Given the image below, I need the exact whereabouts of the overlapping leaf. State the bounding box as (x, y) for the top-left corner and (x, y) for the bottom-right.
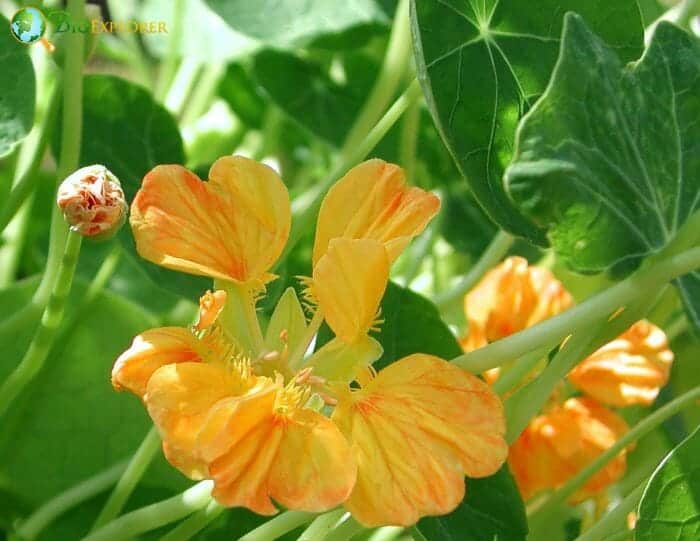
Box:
(411, 0), (643, 242)
(505, 16), (700, 329)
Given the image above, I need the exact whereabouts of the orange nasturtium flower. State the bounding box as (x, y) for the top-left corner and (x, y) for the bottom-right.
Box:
(509, 397), (629, 502)
(568, 320), (673, 407)
(112, 155), (508, 526)
(462, 256), (574, 352)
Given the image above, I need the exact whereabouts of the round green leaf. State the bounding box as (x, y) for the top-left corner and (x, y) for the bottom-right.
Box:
(411, 0), (643, 243)
(0, 13), (35, 157)
(636, 426), (700, 541)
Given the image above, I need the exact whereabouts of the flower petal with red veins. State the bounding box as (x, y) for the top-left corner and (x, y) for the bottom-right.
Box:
(313, 159), (439, 265)
(130, 156), (290, 284)
(332, 354), (507, 526)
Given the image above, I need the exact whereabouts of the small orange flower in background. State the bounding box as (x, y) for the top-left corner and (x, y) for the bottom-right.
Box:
(509, 397), (630, 502)
(462, 256), (573, 352)
(112, 155), (508, 526)
(568, 320), (673, 407)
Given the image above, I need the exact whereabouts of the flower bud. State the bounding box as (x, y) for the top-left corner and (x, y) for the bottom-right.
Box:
(462, 256), (573, 351)
(57, 164), (127, 239)
(568, 320), (673, 407)
(509, 397), (629, 502)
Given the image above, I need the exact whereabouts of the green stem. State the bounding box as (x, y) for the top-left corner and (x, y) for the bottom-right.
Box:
(180, 63), (225, 126)
(452, 246), (700, 373)
(433, 231), (514, 310)
(0, 232), (82, 416)
(491, 344), (553, 396)
(341, 0), (412, 154)
(239, 510), (315, 541)
(398, 77), (421, 185)
(326, 516), (364, 541)
(156, 0), (185, 101)
(403, 225), (436, 286)
(0, 84), (60, 234)
(92, 426), (162, 530)
(299, 509), (346, 541)
(574, 482), (643, 541)
(16, 461), (127, 540)
(3, 0), (86, 339)
(158, 500), (224, 541)
(284, 80), (423, 261)
(530, 385), (700, 521)
(368, 527), (404, 541)
(291, 309), (325, 370)
(596, 531), (632, 541)
(164, 58), (202, 116)
(83, 481), (213, 541)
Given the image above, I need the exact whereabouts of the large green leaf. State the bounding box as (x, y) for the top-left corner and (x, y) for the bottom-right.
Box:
(411, 0), (643, 243)
(416, 465), (527, 541)
(0, 279), (169, 505)
(0, 13), (35, 157)
(505, 17), (700, 329)
(204, 0), (389, 49)
(373, 281), (462, 369)
(253, 50), (367, 147)
(636, 426), (700, 541)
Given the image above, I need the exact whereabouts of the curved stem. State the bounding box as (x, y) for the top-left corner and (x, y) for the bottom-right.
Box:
(574, 482), (643, 541)
(83, 481), (213, 541)
(16, 461), (127, 540)
(299, 509), (346, 541)
(92, 426), (161, 530)
(5, 0), (86, 336)
(284, 80), (423, 261)
(155, 0), (185, 101)
(433, 231), (514, 310)
(0, 232), (82, 416)
(491, 344), (553, 396)
(158, 500), (224, 541)
(239, 510), (315, 541)
(341, 0), (412, 154)
(399, 93), (420, 185)
(530, 385), (700, 520)
(326, 516), (364, 541)
(452, 246), (700, 373)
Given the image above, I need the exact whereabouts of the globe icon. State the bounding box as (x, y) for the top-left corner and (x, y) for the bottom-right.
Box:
(10, 7), (47, 45)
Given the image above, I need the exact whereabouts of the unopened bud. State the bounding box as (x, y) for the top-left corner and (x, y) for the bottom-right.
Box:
(57, 164), (127, 239)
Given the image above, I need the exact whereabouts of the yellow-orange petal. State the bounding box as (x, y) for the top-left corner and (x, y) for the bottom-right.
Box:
(145, 361), (249, 479)
(307, 335), (383, 383)
(312, 159), (440, 265)
(111, 327), (202, 399)
(313, 238), (389, 343)
(568, 320), (673, 407)
(332, 354), (507, 526)
(463, 256), (573, 351)
(209, 399), (355, 515)
(130, 156), (290, 284)
(509, 397), (629, 502)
